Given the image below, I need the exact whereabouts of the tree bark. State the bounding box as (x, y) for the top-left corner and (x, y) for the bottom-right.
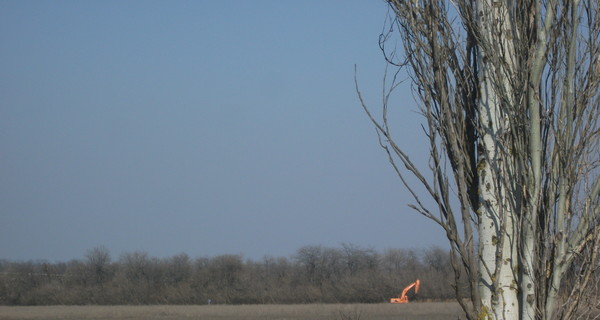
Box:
(476, 1), (519, 318)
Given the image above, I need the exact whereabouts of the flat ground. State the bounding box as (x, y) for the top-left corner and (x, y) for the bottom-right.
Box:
(0, 302), (465, 320)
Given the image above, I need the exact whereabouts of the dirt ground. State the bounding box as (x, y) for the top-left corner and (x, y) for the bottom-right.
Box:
(0, 302), (465, 320)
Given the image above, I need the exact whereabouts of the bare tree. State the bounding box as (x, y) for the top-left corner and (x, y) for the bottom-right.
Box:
(85, 246), (111, 286)
(357, 1), (599, 319)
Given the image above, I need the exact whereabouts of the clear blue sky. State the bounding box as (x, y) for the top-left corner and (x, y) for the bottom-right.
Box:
(0, 0), (447, 262)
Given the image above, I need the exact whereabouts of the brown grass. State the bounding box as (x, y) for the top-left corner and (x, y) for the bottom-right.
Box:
(0, 302), (465, 320)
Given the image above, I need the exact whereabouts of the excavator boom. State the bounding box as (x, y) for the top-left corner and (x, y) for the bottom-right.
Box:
(390, 279), (420, 303)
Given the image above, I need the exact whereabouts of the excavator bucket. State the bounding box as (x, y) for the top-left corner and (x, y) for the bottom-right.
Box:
(390, 297), (408, 303)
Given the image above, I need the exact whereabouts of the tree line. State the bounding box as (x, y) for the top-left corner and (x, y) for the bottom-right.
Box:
(0, 245), (460, 305)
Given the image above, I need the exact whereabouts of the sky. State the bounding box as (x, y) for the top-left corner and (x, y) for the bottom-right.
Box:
(0, 0), (447, 262)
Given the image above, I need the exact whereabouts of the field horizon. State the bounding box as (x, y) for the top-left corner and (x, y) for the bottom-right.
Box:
(0, 302), (465, 320)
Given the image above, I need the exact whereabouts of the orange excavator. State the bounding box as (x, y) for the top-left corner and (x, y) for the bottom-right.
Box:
(390, 279), (420, 303)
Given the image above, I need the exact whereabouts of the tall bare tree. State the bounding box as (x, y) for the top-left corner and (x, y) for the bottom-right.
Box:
(357, 1), (599, 319)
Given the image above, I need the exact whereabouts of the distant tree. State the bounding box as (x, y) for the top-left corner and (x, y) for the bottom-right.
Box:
(120, 251), (151, 284)
(294, 245), (326, 286)
(164, 253), (192, 285)
(206, 255), (245, 303)
(85, 246), (111, 285)
(258, 256), (294, 303)
(358, 1), (599, 319)
(422, 247), (455, 300)
(341, 243), (378, 275)
(117, 251), (165, 303)
(158, 254), (193, 304)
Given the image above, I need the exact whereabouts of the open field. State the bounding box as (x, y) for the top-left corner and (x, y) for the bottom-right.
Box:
(0, 302), (465, 320)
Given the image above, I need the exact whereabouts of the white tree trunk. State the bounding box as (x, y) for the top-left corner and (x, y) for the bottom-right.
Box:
(477, 1), (519, 319)
(477, 75), (519, 320)
(520, 1), (555, 318)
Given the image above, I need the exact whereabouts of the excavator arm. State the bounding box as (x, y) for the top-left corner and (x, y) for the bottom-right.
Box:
(390, 279), (420, 303)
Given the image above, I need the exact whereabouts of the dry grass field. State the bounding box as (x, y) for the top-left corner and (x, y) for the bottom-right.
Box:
(0, 302), (465, 320)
